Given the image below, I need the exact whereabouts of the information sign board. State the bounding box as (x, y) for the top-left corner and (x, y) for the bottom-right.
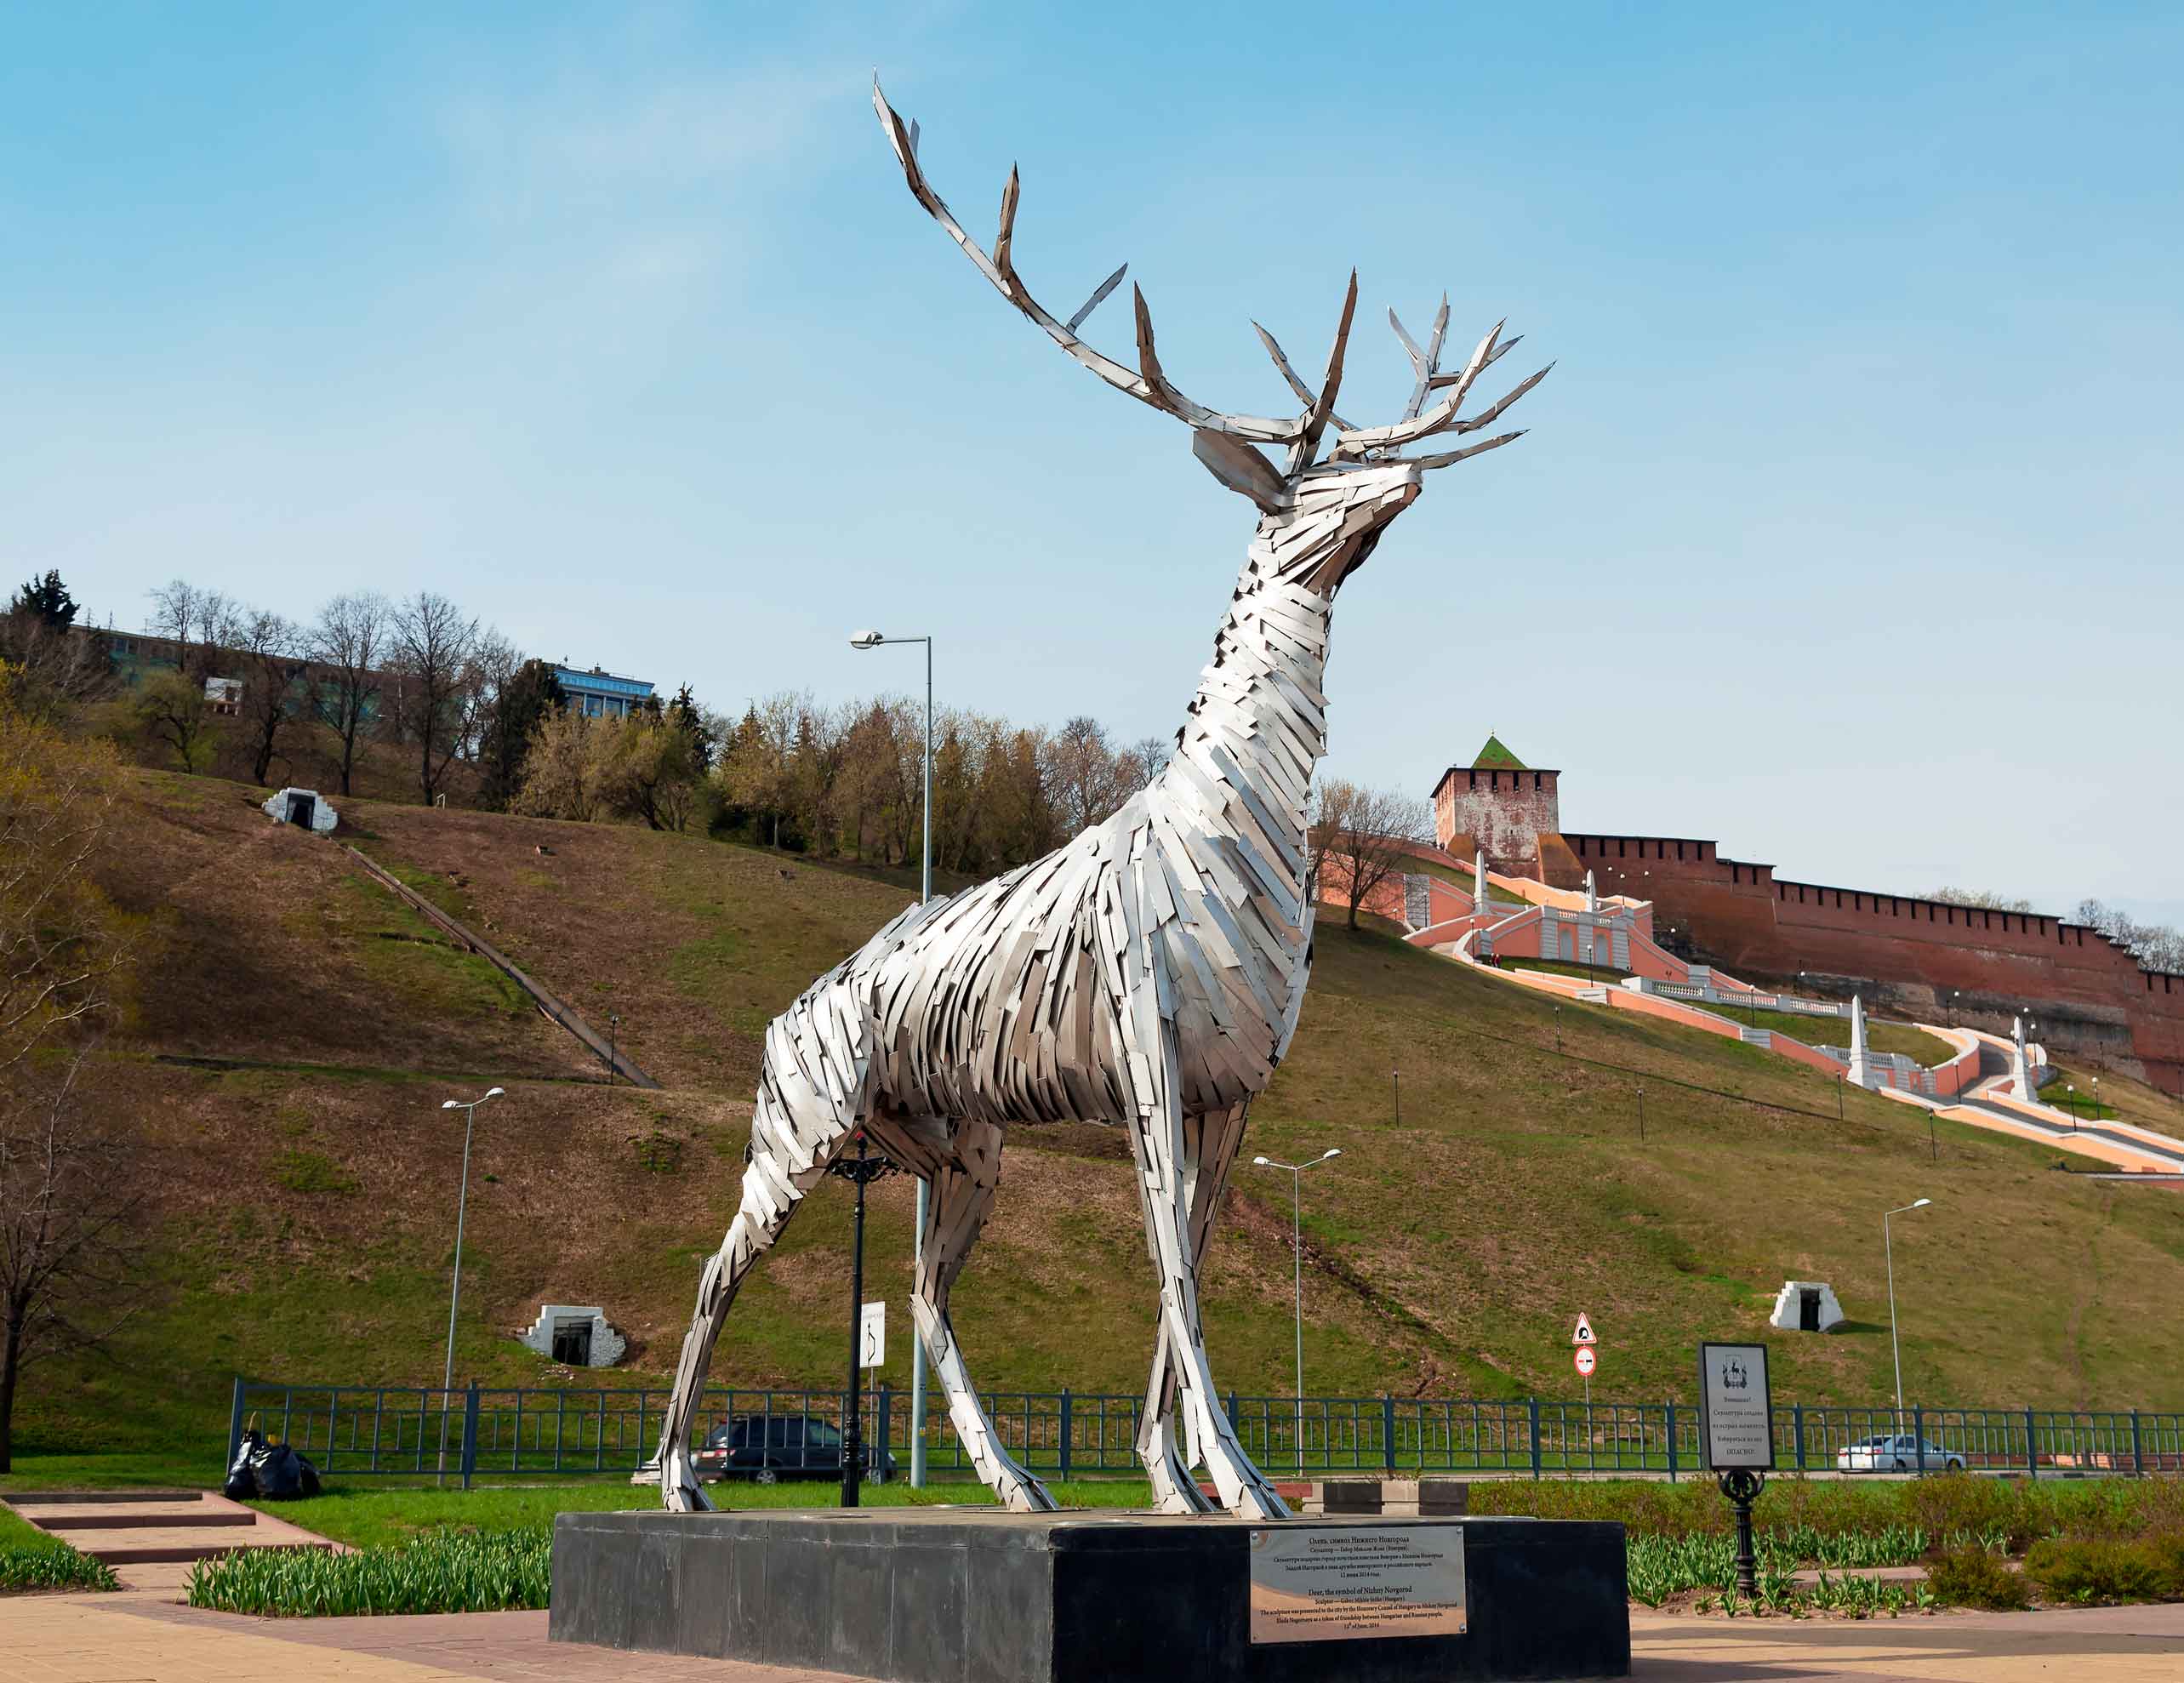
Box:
(1697, 1342), (1773, 1469)
(859, 1301), (886, 1369)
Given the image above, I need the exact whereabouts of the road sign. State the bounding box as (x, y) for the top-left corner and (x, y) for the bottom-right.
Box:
(1572, 1313), (1596, 1346)
(1573, 1345), (1597, 1378)
(859, 1301), (886, 1370)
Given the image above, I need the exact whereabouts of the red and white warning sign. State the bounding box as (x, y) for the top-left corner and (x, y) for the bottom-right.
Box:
(1571, 1313), (1596, 1346)
(1574, 1344), (1598, 1378)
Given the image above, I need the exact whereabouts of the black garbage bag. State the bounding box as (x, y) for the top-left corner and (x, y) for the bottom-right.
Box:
(222, 1426), (263, 1499)
(225, 1425), (323, 1500)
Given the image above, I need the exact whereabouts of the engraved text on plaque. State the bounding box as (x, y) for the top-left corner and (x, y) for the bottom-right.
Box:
(1246, 1525), (1468, 1644)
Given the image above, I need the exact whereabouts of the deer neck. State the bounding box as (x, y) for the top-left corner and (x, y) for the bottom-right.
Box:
(1162, 516), (1343, 904)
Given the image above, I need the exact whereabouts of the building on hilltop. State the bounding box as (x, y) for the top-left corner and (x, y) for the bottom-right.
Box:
(1421, 733), (2184, 1093)
(555, 664), (654, 720)
(1432, 735), (1560, 870)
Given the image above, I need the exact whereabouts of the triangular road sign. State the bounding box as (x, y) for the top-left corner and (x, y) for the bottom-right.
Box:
(1572, 1313), (1596, 1346)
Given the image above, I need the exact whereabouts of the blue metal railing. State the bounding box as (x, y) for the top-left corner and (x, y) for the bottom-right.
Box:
(226, 1377), (2182, 1487)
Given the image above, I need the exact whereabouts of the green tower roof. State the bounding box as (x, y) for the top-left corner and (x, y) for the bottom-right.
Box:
(1472, 734), (1526, 771)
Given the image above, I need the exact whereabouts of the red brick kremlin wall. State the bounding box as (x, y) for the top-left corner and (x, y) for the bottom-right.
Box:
(1561, 830), (2184, 1093)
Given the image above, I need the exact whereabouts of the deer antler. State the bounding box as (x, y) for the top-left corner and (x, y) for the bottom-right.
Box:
(1329, 311), (1553, 465)
(874, 78), (1305, 447)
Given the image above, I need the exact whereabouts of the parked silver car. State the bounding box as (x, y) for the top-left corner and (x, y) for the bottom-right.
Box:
(1836, 1433), (1965, 1473)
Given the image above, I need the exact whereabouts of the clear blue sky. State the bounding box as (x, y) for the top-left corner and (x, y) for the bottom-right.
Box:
(5, 3), (2178, 918)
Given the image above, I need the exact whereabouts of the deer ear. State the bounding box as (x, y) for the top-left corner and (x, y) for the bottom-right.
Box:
(1191, 429), (1286, 512)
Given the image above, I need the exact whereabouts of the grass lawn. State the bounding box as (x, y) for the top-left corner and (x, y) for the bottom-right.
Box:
(2040, 1062), (2123, 1122)
(1402, 853), (1532, 904)
(1689, 1004), (1957, 1067)
(0, 1451), (225, 1493)
(263, 1479), (1158, 1548)
(1503, 957), (1622, 984)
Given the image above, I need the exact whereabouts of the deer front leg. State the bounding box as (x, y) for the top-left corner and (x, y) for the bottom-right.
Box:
(915, 1121), (1059, 1513)
(1140, 1103), (1252, 1515)
(1125, 1035), (1288, 1520)
(653, 978), (875, 1512)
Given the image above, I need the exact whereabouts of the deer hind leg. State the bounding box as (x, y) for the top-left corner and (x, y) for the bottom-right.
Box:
(1140, 1102), (1252, 1515)
(914, 1121), (1058, 1513)
(1126, 1035), (1288, 1520)
(653, 978), (877, 1513)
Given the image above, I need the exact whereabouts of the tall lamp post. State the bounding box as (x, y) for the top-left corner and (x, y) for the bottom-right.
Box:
(850, 630), (933, 1486)
(437, 1086), (505, 1479)
(1883, 1197), (1931, 1423)
(1252, 1147), (1340, 1477)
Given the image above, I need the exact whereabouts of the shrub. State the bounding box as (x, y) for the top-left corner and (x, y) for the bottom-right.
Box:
(187, 1528), (550, 1617)
(2023, 1538), (2171, 1606)
(1925, 1545), (2030, 1610)
(1903, 1474), (2029, 1550)
(2147, 1533), (2184, 1597)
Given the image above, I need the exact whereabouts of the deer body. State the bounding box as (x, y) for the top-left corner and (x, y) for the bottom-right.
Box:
(653, 83), (1547, 1518)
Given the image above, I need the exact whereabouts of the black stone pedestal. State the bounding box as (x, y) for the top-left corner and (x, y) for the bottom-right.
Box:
(550, 1508), (1628, 1682)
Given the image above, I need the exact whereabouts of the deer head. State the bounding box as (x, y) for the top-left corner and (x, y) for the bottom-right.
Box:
(873, 77), (1550, 594)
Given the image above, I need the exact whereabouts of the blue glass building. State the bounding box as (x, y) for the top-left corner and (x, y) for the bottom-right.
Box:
(556, 664), (655, 719)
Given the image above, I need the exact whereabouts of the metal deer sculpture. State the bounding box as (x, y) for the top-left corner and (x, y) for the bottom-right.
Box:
(653, 81), (1550, 1520)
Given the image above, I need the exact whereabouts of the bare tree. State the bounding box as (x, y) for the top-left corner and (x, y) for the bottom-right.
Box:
(0, 613), (112, 725)
(458, 630), (522, 776)
(2076, 898), (2184, 973)
(308, 592), (389, 796)
(1312, 779), (1433, 930)
(1045, 716), (1132, 834)
(1930, 886), (2033, 913)
(233, 609), (305, 787)
(0, 1045), (144, 1471)
(145, 579), (237, 682)
(1119, 733), (1173, 789)
(390, 592), (481, 805)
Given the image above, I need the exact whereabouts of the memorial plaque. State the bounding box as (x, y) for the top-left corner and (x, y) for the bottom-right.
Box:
(1247, 1524), (1468, 1645)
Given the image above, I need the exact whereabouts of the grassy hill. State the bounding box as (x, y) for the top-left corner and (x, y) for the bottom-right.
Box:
(14, 770), (2184, 1476)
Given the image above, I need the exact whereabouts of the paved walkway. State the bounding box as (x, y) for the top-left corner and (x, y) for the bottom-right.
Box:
(2, 1589), (2180, 1681)
(1634, 1603), (2184, 1680)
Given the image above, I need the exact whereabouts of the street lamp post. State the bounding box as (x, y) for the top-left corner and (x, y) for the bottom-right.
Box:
(824, 1132), (898, 1508)
(1252, 1147), (1340, 1477)
(1636, 1084), (1645, 1142)
(1391, 1068), (1400, 1126)
(850, 630), (934, 1486)
(607, 1013), (620, 1086)
(437, 1086), (505, 1479)
(1883, 1198), (1932, 1423)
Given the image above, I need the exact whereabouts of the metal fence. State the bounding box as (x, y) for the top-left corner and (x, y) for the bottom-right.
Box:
(228, 1378), (2184, 1488)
